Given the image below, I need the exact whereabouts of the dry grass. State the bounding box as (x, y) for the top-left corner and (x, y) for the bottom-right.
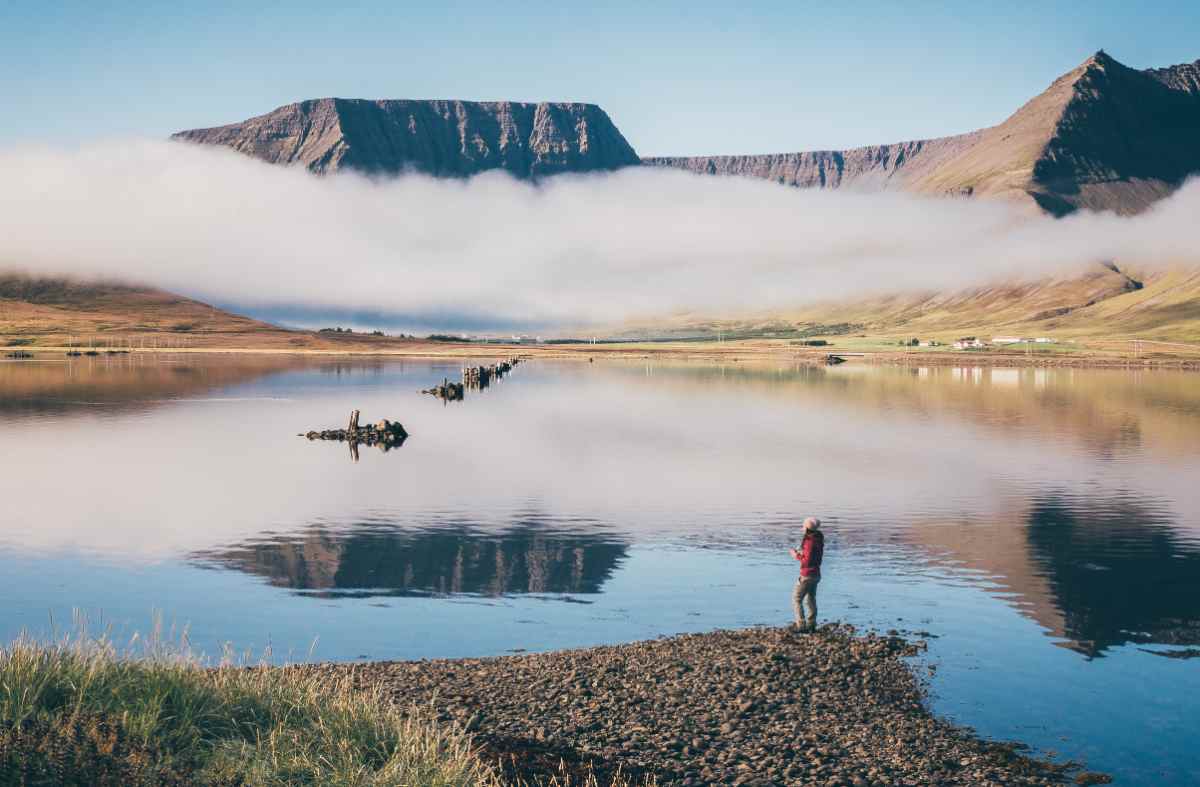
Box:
(0, 713), (192, 786)
(0, 274), (440, 353)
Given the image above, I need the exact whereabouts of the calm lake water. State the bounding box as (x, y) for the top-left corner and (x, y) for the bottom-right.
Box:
(2, 354), (1198, 785)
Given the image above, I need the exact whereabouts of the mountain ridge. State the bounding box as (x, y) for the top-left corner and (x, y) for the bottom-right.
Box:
(173, 51), (1200, 216)
(645, 51), (1200, 215)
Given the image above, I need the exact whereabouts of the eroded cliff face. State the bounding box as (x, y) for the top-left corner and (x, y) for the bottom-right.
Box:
(172, 99), (641, 177)
(646, 52), (1200, 216)
(644, 134), (981, 192)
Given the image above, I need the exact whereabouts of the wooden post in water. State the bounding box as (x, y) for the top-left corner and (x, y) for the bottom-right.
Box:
(348, 409), (360, 433)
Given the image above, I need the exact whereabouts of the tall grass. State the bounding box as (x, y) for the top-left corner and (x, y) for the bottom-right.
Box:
(0, 629), (495, 786)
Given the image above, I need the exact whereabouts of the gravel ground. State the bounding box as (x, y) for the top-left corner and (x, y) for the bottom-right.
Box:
(308, 625), (1099, 786)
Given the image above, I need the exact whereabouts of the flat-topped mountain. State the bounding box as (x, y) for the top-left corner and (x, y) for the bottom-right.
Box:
(173, 99), (640, 177)
(647, 51), (1200, 215)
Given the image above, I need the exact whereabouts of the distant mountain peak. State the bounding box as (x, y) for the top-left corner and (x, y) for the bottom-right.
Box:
(172, 98), (640, 178)
(648, 50), (1200, 216)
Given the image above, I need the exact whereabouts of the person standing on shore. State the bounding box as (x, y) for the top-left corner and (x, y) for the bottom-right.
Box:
(790, 517), (824, 632)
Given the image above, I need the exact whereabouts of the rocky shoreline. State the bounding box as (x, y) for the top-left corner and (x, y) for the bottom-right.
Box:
(306, 626), (1103, 786)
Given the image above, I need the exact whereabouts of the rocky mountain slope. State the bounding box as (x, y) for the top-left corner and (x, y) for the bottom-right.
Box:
(620, 262), (1200, 342)
(647, 51), (1200, 215)
(173, 99), (640, 177)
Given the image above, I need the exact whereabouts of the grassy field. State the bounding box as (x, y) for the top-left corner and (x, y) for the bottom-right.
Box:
(618, 264), (1200, 346)
(0, 275), (445, 354)
(777, 265), (1200, 344)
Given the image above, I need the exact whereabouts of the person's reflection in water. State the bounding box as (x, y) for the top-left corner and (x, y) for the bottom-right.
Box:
(790, 517), (825, 632)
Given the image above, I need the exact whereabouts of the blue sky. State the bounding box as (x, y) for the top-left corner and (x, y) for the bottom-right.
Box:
(1, 1), (1197, 156)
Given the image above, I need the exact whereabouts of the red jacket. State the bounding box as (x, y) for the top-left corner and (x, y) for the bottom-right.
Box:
(796, 530), (824, 578)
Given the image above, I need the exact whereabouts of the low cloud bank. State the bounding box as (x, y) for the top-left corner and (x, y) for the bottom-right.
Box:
(1, 139), (1197, 329)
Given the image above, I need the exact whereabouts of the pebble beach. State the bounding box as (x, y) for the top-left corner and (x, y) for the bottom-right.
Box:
(309, 626), (1103, 786)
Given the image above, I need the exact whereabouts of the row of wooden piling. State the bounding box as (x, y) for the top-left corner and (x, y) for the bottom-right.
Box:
(424, 357), (522, 402)
(462, 358), (519, 388)
(301, 359), (523, 461)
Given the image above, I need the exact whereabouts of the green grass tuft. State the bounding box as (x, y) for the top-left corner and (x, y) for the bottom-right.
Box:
(0, 631), (496, 786)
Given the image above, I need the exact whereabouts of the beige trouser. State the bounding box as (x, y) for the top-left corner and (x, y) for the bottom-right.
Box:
(792, 577), (819, 626)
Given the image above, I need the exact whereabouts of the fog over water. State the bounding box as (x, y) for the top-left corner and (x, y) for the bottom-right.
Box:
(4, 358), (1198, 559)
(2, 140), (1200, 326)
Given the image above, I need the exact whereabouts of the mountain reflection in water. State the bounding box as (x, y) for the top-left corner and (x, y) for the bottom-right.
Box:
(193, 519), (629, 599)
(904, 489), (1200, 657)
(1024, 495), (1200, 656)
(0, 353), (318, 419)
(189, 493), (1200, 655)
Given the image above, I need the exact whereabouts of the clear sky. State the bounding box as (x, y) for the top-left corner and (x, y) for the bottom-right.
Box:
(2, 1), (1198, 156)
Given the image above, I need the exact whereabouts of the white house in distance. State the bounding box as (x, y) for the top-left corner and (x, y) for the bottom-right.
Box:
(992, 336), (1026, 344)
(953, 337), (986, 349)
(1035, 337), (1058, 343)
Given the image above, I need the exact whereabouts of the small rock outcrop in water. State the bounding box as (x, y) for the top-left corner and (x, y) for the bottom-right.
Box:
(301, 411), (407, 449)
(173, 100), (640, 178)
(423, 380), (464, 402)
(310, 626), (1090, 785)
